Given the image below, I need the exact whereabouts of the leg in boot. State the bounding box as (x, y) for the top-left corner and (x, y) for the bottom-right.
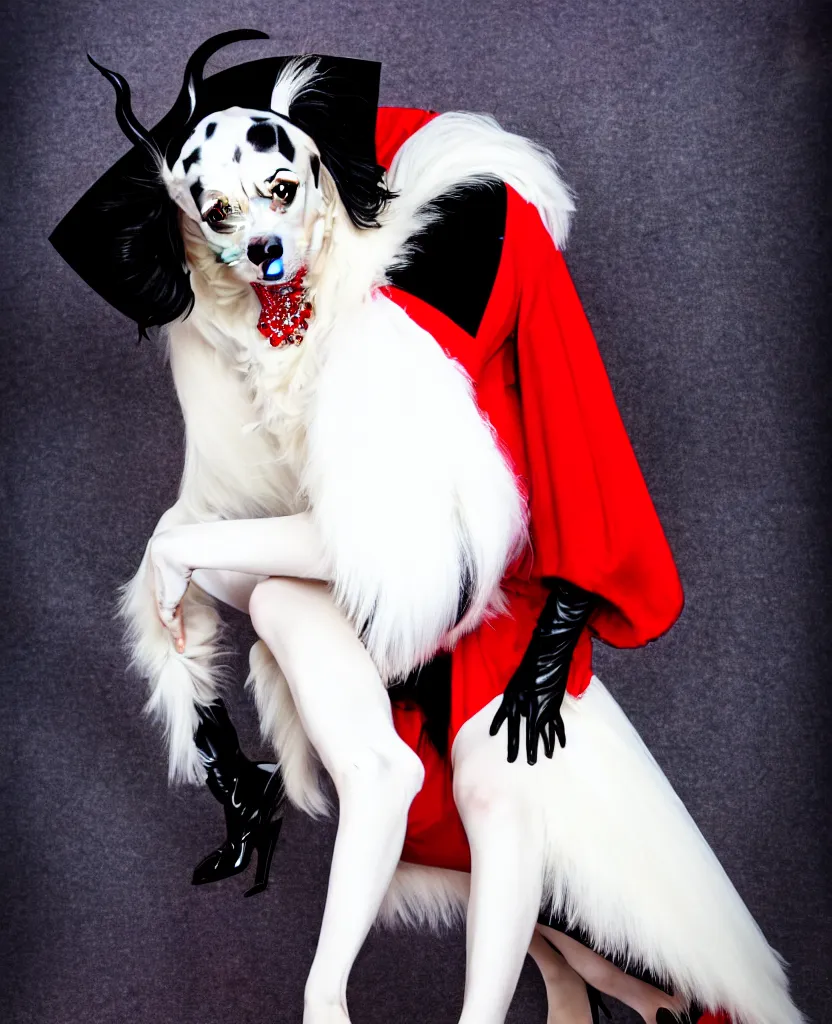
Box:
(191, 699), (286, 891)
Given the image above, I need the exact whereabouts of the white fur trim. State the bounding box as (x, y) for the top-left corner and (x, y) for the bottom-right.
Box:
(527, 678), (803, 1023)
(377, 862), (469, 932)
(385, 111), (575, 254)
(119, 315), (312, 784)
(305, 109), (575, 314)
(118, 548), (224, 783)
(301, 293), (528, 682)
(245, 639), (329, 817)
(167, 314), (308, 519)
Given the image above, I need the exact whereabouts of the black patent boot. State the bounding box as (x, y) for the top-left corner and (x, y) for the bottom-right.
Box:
(191, 700), (286, 897)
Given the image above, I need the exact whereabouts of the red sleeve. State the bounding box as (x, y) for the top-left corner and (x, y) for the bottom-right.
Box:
(510, 188), (684, 648)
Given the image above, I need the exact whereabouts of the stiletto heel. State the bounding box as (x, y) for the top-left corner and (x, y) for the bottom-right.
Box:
(190, 700), (287, 895)
(244, 817), (284, 897)
(587, 983), (611, 1024)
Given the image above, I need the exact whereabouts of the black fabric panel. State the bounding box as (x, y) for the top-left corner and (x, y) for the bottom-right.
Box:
(388, 180), (507, 337)
(390, 653), (453, 758)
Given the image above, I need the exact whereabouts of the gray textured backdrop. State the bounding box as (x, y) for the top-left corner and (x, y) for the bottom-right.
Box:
(2, 1), (830, 1021)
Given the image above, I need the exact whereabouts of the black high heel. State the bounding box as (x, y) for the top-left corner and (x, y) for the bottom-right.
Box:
(243, 816), (284, 898)
(191, 700), (286, 895)
(586, 983), (611, 1024)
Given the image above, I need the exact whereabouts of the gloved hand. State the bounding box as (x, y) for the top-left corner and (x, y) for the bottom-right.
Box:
(489, 578), (594, 764)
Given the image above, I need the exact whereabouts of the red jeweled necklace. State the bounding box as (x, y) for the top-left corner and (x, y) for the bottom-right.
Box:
(251, 269), (313, 348)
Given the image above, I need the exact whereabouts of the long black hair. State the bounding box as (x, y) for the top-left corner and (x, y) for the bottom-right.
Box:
(82, 32), (268, 335)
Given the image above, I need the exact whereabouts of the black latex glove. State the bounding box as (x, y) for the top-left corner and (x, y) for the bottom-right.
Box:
(489, 578), (594, 764)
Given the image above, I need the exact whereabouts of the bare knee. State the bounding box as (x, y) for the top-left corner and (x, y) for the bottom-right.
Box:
(248, 577), (304, 638)
(454, 773), (515, 821)
(453, 754), (532, 825)
(332, 742), (425, 806)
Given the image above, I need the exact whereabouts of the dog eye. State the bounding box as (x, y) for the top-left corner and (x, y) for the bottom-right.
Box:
(202, 196), (231, 226)
(268, 178), (299, 207)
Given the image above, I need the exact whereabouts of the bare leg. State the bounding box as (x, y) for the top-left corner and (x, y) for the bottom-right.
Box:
(528, 930), (594, 1024)
(537, 925), (684, 1022)
(452, 699), (545, 1024)
(248, 577), (424, 1024)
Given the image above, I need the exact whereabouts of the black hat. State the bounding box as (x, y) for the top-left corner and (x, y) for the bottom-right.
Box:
(49, 30), (386, 333)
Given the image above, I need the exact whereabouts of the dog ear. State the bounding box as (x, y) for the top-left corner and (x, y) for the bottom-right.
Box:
(50, 151), (195, 339)
(50, 147), (194, 338)
(104, 153), (195, 336)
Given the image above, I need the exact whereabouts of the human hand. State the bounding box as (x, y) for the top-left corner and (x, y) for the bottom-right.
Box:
(149, 530), (193, 653)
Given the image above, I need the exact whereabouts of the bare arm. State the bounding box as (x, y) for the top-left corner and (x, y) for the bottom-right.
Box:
(191, 568), (266, 614)
(151, 512), (332, 649)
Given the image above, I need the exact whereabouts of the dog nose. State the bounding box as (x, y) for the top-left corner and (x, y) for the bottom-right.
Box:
(247, 237), (284, 266)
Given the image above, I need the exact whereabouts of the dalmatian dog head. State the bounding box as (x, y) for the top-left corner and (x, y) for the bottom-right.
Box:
(165, 105), (328, 285)
(69, 38), (392, 334)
